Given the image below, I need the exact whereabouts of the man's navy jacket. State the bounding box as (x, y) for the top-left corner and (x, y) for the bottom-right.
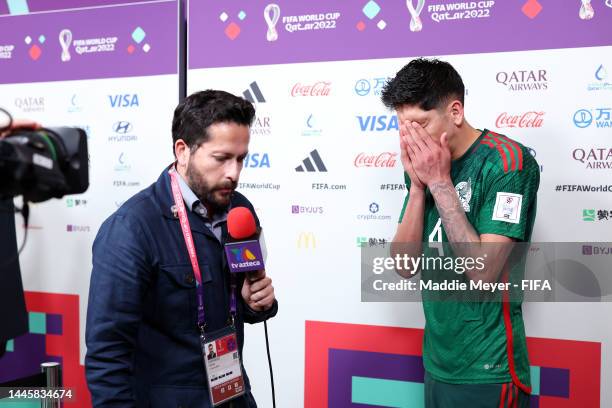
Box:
(85, 169), (278, 407)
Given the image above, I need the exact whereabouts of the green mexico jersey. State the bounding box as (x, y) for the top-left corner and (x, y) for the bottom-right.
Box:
(398, 129), (540, 387)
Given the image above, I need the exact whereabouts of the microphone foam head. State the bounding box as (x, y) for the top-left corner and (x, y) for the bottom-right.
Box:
(227, 207), (257, 239)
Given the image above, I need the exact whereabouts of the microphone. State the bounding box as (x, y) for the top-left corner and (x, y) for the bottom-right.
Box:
(225, 207), (266, 273)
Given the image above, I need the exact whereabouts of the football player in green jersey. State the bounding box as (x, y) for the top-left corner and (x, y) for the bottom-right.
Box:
(382, 59), (540, 408)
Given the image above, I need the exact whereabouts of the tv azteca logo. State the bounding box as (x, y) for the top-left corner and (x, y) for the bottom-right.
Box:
(229, 247), (261, 267)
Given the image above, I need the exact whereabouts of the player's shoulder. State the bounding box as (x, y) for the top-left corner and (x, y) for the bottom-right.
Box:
(477, 129), (539, 176)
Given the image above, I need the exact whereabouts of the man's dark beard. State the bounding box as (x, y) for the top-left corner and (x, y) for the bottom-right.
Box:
(186, 165), (236, 214)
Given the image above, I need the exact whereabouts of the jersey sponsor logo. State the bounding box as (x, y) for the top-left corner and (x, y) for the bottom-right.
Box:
(455, 178), (472, 212)
(492, 192), (523, 224)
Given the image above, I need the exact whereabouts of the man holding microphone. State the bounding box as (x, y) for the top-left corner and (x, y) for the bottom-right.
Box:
(86, 90), (277, 407)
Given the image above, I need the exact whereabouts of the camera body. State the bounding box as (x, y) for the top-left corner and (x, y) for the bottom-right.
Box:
(0, 127), (88, 202)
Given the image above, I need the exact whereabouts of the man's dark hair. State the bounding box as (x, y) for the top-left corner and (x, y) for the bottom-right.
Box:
(171, 90), (255, 155)
(381, 58), (465, 111)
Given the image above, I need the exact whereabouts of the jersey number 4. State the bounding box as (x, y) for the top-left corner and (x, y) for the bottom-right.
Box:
(428, 218), (444, 256)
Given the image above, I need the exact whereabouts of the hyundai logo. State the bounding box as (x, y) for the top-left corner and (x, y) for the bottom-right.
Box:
(113, 121), (133, 134)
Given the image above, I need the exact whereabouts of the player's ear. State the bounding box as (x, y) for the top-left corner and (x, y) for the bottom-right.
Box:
(448, 100), (464, 126)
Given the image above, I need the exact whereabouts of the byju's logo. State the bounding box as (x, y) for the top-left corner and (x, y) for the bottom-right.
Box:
(244, 153), (270, 168)
(357, 115), (398, 132)
(108, 94), (139, 108)
(242, 82), (266, 103)
(66, 224), (90, 232)
(112, 121), (133, 134)
(573, 108), (611, 128)
(354, 78), (388, 97)
(291, 205), (323, 215)
(295, 149), (327, 172)
(582, 245), (612, 256)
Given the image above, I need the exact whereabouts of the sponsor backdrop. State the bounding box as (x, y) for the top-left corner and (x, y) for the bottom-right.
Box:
(0, 0), (178, 406)
(0, 0), (611, 407)
(188, 1), (612, 407)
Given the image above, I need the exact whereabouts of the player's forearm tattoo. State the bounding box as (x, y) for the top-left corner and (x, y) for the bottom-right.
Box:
(429, 181), (480, 243)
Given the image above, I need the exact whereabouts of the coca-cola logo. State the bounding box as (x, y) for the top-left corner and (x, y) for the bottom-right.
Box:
(291, 81), (332, 97)
(495, 111), (544, 128)
(354, 152), (397, 168)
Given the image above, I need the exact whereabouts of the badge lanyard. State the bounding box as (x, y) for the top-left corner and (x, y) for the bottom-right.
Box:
(169, 168), (237, 333)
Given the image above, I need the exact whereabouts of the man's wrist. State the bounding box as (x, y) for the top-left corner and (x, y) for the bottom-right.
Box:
(428, 177), (453, 191)
(409, 186), (426, 197)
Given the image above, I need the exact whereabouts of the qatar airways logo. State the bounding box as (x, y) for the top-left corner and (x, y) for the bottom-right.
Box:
(291, 81), (331, 97)
(495, 111), (544, 128)
(354, 152), (397, 168)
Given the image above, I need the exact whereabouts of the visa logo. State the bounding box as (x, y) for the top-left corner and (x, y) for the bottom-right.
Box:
(108, 94), (140, 108)
(244, 153), (270, 168)
(357, 115), (398, 132)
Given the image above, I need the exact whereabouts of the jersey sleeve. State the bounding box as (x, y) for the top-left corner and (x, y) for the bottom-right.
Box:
(476, 155), (540, 240)
(398, 171), (412, 223)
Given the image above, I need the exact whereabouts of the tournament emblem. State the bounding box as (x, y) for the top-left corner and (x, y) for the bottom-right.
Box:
(455, 179), (472, 212)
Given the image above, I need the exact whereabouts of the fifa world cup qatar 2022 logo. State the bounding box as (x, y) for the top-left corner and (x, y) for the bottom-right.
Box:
(264, 4), (281, 42)
(406, 0), (425, 32)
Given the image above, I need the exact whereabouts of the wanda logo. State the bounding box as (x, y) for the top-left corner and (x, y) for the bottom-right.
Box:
(354, 152), (397, 168)
(496, 111), (545, 128)
(291, 81), (332, 97)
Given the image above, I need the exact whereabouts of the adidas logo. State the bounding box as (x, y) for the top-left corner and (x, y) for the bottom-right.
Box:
(295, 149), (327, 172)
(242, 81), (266, 103)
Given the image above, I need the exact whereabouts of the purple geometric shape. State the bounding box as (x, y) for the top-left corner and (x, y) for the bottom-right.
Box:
(46, 313), (63, 335)
(0, 1), (177, 84)
(540, 367), (570, 398)
(188, 1), (612, 69)
(530, 395), (540, 408)
(328, 348), (424, 408)
(0, 333), (62, 383)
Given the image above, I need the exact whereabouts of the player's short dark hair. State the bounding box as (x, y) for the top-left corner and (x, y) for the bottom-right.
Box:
(381, 58), (465, 111)
(171, 90), (255, 155)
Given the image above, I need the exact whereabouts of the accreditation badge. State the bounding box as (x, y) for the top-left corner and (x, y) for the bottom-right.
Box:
(201, 326), (246, 406)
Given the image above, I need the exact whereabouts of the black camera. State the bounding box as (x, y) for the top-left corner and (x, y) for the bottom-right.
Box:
(0, 127), (89, 202)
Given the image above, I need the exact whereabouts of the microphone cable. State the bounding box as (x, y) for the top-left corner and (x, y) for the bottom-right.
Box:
(264, 320), (276, 408)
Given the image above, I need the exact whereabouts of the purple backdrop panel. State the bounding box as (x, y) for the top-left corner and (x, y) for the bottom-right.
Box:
(188, 0), (612, 69)
(540, 367), (570, 398)
(0, 333), (62, 383)
(0, 0), (156, 16)
(328, 348), (424, 408)
(0, 0), (177, 84)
